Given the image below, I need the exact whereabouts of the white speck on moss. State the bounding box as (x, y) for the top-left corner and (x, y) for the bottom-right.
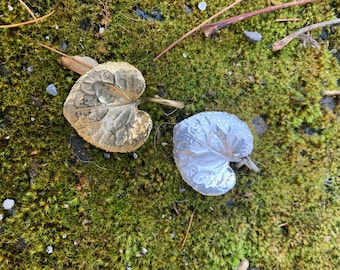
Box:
(243, 30), (262, 42)
(46, 245), (53, 254)
(99, 27), (105, 34)
(198, 2), (207, 11)
(46, 84), (57, 96)
(3, 199), (15, 210)
(82, 218), (89, 226)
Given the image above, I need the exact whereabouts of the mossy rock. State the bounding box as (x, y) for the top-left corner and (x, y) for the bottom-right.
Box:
(0, 0), (339, 269)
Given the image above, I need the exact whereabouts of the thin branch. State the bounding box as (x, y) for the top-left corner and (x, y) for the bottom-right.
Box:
(181, 210), (195, 248)
(173, 203), (181, 216)
(322, 90), (340, 96)
(38, 43), (94, 70)
(0, 10), (54, 29)
(202, 0), (318, 37)
(140, 97), (184, 108)
(275, 18), (301, 22)
(19, 0), (37, 20)
(38, 43), (70, 57)
(74, 153), (108, 171)
(272, 18), (340, 51)
(153, 0), (243, 61)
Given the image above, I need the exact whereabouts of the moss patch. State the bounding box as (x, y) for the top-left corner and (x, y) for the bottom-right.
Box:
(1, 0), (339, 269)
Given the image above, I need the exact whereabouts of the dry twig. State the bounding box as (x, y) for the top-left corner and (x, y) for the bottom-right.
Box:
(272, 18), (340, 51)
(181, 210), (195, 248)
(74, 153), (108, 171)
(202, 0), (318, 37)
(0, 10), (54, 29)
(275, 18), (301, 22)
(153, 0), (243, 61)
(38, 43), (95, 71)
(19, 0), (37, 20)
(173, 203), (181, 216)
(322, 90), (340, 96)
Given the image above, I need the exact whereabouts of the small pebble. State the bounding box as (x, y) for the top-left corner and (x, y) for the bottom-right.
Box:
(82, 218), (89, 226)
(179, 187), (186, 193)
(3, 199), (15, 210)
(182, 258), (189, 266)
(104, 152), (111, 159)
(198, 2), (207, 11)
(184, 4), (192, 14)
(133, 153), (138, 160)
(252, 116), (268, 137)
(46, 84), (57, 96)
(0, 214), (3, 221)
(320, 96), (336, 112)
(237, 259), (249, 270)
(60, 41), (68, 50)
(99, 27), (105, 34)
(136, 247), (147, 257)
(243, 30), (262, 42)
(46, 245), (53, 254)
(8, 5), (14, 12)
(26, 66), (33, 73)
(182, 53), (187, 58)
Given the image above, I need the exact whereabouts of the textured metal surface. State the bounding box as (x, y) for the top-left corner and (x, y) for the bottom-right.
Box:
(173, 112), (254, 196)
(63, 62), (152, 153)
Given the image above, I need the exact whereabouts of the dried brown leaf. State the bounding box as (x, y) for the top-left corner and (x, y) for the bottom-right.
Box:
(63, 62), (153, 153)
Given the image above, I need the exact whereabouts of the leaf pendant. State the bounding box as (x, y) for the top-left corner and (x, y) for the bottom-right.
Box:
(173, 112), (257, 196)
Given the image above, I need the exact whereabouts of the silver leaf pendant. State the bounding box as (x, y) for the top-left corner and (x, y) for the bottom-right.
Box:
(173, 112), (258, 196)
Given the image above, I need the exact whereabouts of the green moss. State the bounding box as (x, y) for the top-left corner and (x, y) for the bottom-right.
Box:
(1, 0), (340, 269)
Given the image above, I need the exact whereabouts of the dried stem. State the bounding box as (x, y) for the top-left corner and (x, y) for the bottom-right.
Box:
(275, 18), (301, 22)
(38, 43), (95, 71)
(153, 0), (243, 61)
(202, 0), (318, 37)
(272, 18), (340, 51)
(19, 0), (37, 20)
(74, 153), (108, 171)
(39, 43), (70, 57)
(322, 90), (340, 96)
(182, 210), (195, 248)
(140, 97), (185, 109)
(0, 10), (54, 29)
